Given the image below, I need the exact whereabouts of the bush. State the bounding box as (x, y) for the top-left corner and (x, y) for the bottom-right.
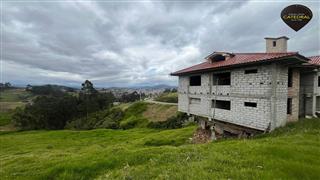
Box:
(13, 95), (79, 130)
(65, 108), (124, 130)
(148, 112), (188, 129)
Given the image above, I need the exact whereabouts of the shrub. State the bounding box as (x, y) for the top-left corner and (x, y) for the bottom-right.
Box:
(13, 95), (79, 130)
(65, 108), (124, 130)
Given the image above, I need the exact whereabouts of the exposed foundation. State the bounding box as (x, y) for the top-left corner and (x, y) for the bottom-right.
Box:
(194, 116), (263, 141)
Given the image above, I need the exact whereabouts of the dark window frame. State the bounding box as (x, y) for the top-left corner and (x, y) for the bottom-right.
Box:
(318, 76), (320, 87)
(212, 100), (231, 110)
(244, 102), (257, 107)
(287, 98), (292, 115)
(213, 72), (231, 85)
(245, 69), (258, 74)
(189, 75), (201, 86)
(273, 41), (276, 47)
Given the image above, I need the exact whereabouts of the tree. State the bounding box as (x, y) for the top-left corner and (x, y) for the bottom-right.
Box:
(26, 84), (32, 91)
(81, 80), (97, 95)
(12, 95), (79, 130)
(4, 82), (11, 88)
(78, 80), (115, 118)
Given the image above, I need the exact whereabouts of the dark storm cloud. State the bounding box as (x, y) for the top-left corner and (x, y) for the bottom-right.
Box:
(2, 1), (319, 87)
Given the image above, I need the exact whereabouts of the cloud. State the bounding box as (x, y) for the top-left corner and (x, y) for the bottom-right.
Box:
(2, 1), (319, 87)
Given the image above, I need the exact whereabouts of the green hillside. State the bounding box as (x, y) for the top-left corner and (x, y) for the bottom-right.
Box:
(155, 92), (178, 103)
(0, 88), (34, 127)
(1, 118), (319, 179)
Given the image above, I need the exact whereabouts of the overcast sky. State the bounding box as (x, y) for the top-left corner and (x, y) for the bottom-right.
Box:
(2, 1), (319, 87)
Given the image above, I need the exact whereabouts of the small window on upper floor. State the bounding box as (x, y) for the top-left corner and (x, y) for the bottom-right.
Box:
(190, 75), (201, 86)
(244, 102), (257, 107)
(273, 41), (276, 47)
(213, 72), (231, 85)
(245, 69), (258, 74)
(318, 76), (320, 87)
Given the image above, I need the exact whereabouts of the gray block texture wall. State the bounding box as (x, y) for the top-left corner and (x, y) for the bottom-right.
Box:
(178, 63), (289, 131)
(299, 71), (320, 117)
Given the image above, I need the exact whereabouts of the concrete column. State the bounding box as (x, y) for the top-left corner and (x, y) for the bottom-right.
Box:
(200, 119), (206, 129)
(312, 74), (317, 116)
(270, 63), (278, 130)
(187, 84), (190, 114)
(208, 72), (212, 117)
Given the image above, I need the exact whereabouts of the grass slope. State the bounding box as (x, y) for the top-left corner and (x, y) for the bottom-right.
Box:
(0, 119), (320, 179)
(0, 89), (33, 102)
(0, 112), (12, 126)
(0, 89), (34, 114)
(154, 92), (178, 103)
(143, 103), (177, 122)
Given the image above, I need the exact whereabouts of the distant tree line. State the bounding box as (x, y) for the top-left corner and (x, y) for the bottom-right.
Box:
(13, 80), (115, 130)
(0, 82), (12, 90)
(26, 84), (75, 96)
(163, 88), (177, 93)
(118, 91), (146, 102)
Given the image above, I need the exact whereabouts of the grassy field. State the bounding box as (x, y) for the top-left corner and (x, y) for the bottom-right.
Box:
(0, 88), (34, 115)
(155, 92), (178, 103)
(0, 88), (33, 127)
(0, 88), (33, 102)
(0, 112), (12, 126)
(143, 103), (177, 122)
(1, 118), (319, 179)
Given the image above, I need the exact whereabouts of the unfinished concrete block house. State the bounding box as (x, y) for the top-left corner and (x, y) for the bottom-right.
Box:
(171, 37), (320, 136)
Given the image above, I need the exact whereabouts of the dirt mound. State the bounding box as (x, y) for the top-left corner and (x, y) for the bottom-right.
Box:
(192, 127), (213, 144)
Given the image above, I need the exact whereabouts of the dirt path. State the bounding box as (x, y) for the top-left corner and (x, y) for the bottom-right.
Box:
(144, 99), (178, 106)
(0, 124), (16, 131)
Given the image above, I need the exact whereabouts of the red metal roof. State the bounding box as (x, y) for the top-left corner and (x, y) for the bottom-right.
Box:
(308, 56), (320, 65)
(171, 52), (308, 75)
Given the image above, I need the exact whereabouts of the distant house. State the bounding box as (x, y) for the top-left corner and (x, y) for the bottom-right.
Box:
(171, 37), (320, 136)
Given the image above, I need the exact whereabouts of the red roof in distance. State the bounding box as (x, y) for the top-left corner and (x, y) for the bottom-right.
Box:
(308, 56), (320, 65)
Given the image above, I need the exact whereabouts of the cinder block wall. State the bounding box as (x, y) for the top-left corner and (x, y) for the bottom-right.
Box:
(177, 64), (290, 131)
(299, 72), (315, 116)
(274, 65), (289, 128)
(287, 69), (300, 122)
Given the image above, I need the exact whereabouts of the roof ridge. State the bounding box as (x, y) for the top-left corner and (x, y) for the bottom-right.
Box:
(308, 55), (320, 58)
(233, 52), (298, 54)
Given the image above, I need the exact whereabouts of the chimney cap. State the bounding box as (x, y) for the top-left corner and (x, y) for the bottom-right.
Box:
(264, 36), (289, 40)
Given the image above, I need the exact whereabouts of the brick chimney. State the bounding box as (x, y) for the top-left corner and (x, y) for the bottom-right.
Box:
(264, 36), (289, 53)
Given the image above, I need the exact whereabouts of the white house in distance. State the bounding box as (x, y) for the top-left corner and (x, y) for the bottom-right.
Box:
(171, 37), (320, 137)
